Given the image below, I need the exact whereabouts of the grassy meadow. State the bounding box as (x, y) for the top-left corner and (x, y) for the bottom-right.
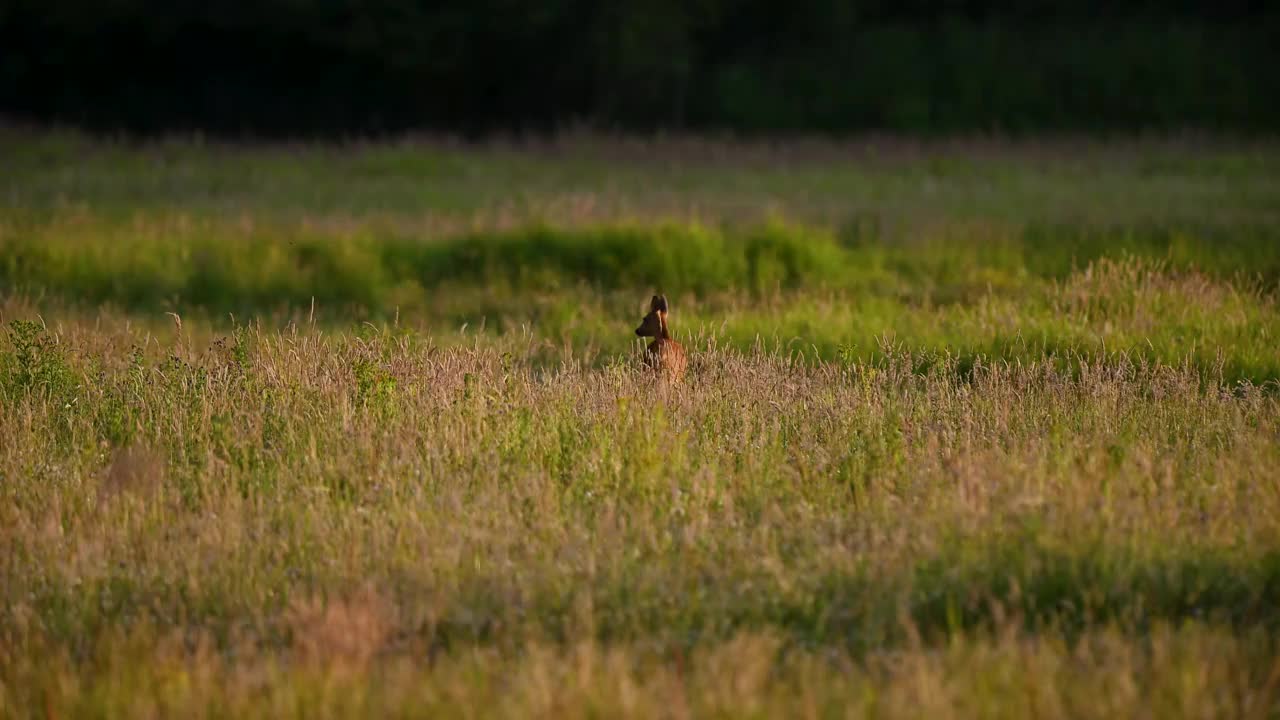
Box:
(2, 128), (1280, 718)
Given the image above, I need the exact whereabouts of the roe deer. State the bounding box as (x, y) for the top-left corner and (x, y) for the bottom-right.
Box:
(635, 294), (687, 382)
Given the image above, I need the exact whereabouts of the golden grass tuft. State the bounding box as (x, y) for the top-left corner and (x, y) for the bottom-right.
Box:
(286, 586), (393, 678)
(99, 444), (167, 502)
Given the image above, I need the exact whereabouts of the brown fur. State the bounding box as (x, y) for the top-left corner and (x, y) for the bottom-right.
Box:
(635, 294), (687, 382)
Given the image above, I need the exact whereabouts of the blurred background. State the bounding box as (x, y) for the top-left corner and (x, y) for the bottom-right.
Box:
(3, 0), (1277, 137)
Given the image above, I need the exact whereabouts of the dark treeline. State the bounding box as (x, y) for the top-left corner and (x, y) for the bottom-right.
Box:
(2, 0), (1277, 137)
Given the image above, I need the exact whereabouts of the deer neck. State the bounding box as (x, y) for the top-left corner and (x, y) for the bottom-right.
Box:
(658, 313), (671, 340)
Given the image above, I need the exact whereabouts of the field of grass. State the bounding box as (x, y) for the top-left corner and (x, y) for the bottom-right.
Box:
(2, 128), (1280, 718)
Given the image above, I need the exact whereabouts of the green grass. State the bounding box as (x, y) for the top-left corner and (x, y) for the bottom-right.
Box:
(5, 219), (1278, 384)
(2, 130), (1280, 717)
(5, 128), (1279, 226)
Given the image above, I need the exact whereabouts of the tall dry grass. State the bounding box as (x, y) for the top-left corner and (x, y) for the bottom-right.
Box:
(1, 300), (1277, 717)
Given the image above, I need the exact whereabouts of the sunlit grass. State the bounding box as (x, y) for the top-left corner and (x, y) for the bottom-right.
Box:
(2, 312), (1279, 716)
(2, 131), (1279, 717)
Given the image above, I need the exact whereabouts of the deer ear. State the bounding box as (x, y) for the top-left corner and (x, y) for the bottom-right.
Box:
(652, 295), (668, 313)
